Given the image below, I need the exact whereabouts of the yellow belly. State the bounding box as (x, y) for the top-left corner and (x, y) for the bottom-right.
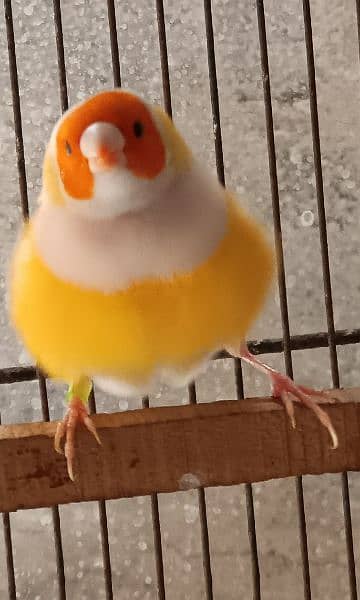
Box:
(10, 197), (274, 384)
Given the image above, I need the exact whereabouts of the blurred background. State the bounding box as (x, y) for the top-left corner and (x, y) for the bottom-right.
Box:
(1, 0), (360, 598)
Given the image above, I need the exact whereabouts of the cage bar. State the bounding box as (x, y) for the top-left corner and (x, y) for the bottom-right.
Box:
(102, 3), (167, 594)
(155, 0), (172, 117)
(203, 0), (262, 597)
(255, 1), (312, 597)
(106, 0), (121, 88)
(39, 375), (67, 600)
(301, 0), (358, 597)
(2, 513), (16, 600)
(51, 1), (117, 595)
(2, 327), (360, 386)
(52, 0), (68, 112)
(142, 396), (166, 600)
(0, 413), (16, 600)
(88, 393), (114, 600)
(155, 0), (216, 593)
(4, 0), (68, 597)
(188, 383), (214, 599)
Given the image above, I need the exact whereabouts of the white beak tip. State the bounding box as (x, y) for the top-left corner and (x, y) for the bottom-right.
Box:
(80, 121), (125, 159)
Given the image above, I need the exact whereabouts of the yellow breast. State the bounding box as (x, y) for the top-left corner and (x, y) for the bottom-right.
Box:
(10, 196), (274, 384)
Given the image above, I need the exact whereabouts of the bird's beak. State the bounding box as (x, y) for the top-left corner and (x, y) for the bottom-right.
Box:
(80, 121), (126, 173)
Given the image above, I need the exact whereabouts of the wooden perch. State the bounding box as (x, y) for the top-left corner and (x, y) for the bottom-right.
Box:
(0, 388), (360, 512)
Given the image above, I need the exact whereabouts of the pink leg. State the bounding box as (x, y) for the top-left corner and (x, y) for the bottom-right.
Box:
(228, 343), (338, 449)
(54, 397), (101, 481)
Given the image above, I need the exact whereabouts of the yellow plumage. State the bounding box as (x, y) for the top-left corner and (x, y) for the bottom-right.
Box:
(10, 195), (273, 385)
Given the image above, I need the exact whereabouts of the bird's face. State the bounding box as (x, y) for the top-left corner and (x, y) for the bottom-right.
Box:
(49, 90), (176, 219)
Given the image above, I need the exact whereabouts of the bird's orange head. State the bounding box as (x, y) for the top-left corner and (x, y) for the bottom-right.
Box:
(43, 89), (191, 219)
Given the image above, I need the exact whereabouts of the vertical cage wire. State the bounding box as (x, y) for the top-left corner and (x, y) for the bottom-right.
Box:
(142, 396), (166, 600)
(106, 0), (121, 88)
(4, 1), (67, 598)
(203, 1), (263, 598)
(154, 0), (217, 596)
(104, 2), (167, 597)
(155, 0), (172, 117)
(356, 0), (360, 63)
(52, 0), (68, 112)
(2, 4), (19, 594)
(1, 9), (18, 599)
(2, 513), (16, 600)
(51, 1), (116, 595)
(0, 412), (16, 600)
(233, 362), (262, 600)
(154, 1), (215, 596)
(88, 393), (114, 600)
(188, 383), (214, 600)
(255, 1), (312, 599)
(39, 375), (67, 600)
(301, 1), (358, 598)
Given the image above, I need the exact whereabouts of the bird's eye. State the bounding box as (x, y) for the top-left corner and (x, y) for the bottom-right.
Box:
(65, 141), (72, 155)
(133, 121), (144, 138)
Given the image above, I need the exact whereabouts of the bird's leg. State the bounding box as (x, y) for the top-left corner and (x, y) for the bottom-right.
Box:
(228, 342), (338, 449)
(54, 376), (101, 481)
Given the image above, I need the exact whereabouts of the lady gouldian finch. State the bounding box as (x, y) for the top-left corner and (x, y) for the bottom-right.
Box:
(10, 90), (337, 480)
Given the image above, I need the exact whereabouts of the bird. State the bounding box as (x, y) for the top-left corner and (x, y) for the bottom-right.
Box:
(9, 89), (337, 480)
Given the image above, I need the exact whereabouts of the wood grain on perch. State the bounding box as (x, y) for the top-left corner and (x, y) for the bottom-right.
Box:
(0, 387), (359, 513)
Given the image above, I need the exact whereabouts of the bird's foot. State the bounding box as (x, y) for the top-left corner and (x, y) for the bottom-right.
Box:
(228, 343), (338, 450)
(55, 396), (101, 481)
(269, 371), (338, 449)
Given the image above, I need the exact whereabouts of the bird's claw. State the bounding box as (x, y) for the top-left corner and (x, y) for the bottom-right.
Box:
(270, 373), (338, 450)
(55, 397), (101, 481)
(295, 385), (337, 404)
